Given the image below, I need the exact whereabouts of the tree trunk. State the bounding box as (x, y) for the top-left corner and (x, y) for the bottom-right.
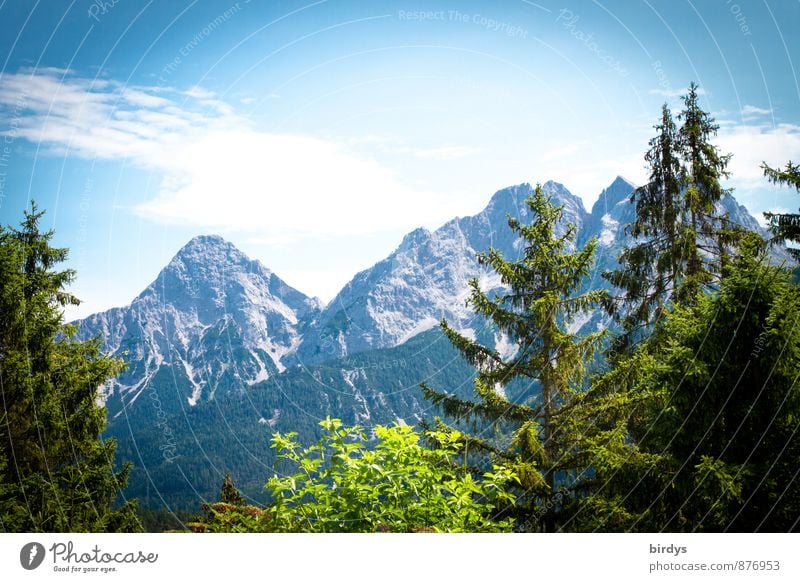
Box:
(542, 349), (557, 533)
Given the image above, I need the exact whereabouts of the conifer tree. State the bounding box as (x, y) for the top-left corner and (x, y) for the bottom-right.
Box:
(606, 236), (800, 531)
(220, 473), (245, 506)
(761, 160), (800, 260)
(605, 83), (744, 337)
(0, 202), (140, 532)
(677, 82), (742, 301)
(422, 184), (615, 532)
(604, 104), (683, 336)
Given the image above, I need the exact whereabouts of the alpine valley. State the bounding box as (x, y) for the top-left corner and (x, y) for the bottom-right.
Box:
(74, 177), (785, 510)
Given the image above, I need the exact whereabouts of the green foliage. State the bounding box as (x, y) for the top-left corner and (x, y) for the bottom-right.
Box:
(605, 104), (683, 332)
(676, 82), (744, 301)
(595, 241), (800, 531)
(136, 506), (193, 532)
(605, 83), (746, 340)
(761, 160), (800, 261)
(188, 473), (256, 533)
(194, 418), (516, 532)
(0, 203), (140, 532)
(593, 85), (798, 532)
(423, 184), (633, 531)
(220, 473), (245, 506)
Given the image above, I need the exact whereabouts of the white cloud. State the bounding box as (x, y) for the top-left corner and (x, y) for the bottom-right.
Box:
(137, 130), (455, 236)
(412, 145), (484, 160)
(741, 104), (772, 117)
(0, 69), (460, 239)
(183, 86), (216, 100)
(120, 87), (173, 108)
(717, 122), (800, 191)
(5, 69), (794, 251)
(0, 69), (243, 166)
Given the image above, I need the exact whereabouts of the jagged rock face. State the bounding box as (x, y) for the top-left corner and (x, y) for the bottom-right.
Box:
(293, 180), (593, 365)
(76, 177), (787, 411)
(75, 235), (321, 409)
(293, 175), (791, 365)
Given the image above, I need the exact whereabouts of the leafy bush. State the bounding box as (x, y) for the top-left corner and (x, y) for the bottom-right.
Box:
(195, 418), (517, 532)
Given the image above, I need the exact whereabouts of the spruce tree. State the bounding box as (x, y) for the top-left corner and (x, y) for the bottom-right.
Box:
(422, 184), (615, 532)
(677, 82), (742, 301)
(605, 83), (745, 337)
(761, 160), (800, 260)
(0, 202), (140, 532)
(613, 236), (800, 531)
(604, 104), (683, 337)
(220, 473), (245, 506)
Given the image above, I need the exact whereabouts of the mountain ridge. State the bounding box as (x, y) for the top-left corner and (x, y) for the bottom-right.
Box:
(292, 180), (593, 366)
(75, 176), (787, 413)
(72, 176), (792, 509)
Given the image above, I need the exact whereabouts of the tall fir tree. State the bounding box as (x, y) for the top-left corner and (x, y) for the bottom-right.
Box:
(594, 84), (788, 532)
(0, 202), (140, 532)
(422, 184), (627, 532)
(677, 82), (742, 301)
(605, 83), (745, 339)
(761, 160), (800, 260)
(604, 104), (683, 337)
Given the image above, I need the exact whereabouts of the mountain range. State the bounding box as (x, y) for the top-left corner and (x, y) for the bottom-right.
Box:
(74, 177), (784, 509)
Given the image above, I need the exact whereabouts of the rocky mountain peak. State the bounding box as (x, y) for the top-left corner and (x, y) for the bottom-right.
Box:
(164, 235), (268, 285)
(398, 227), (434, 251)
(75, 236), (318, 408)
(483, 183), (535, 217)
(78, 177), (783, 409)
(589, 176), (637, 217)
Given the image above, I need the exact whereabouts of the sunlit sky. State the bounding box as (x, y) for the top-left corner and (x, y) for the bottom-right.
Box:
(0, 0), (798, 318)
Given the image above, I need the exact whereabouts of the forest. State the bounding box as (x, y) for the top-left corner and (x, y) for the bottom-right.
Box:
(1, 83), (799, 533)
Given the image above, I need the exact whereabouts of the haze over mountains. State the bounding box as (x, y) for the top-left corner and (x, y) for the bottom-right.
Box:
(73, 177), (783, 506)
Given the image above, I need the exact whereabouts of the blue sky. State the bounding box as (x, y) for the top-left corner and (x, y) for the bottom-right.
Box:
(0, 0), (798, 318)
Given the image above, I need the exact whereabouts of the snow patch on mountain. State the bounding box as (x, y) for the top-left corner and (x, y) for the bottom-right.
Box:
(181, 358), (204, 406)
(599, 213), (620, 247)
(341, 368), (371, 422)
(567, 311), (594, 335)
(75, 235), (320, 408)
(259, 409), (281, 427)
(398, 317), (440, 344)
(495, 332), (518, 361)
